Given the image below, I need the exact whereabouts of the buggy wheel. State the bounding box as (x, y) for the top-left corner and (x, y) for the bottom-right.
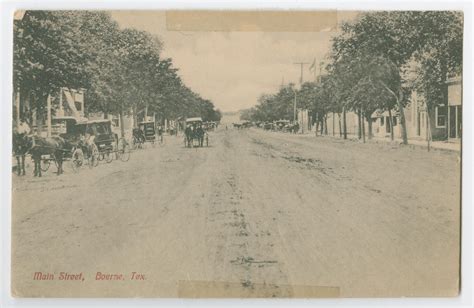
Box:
(118, 138), (131, 162)
(71, 148), (84, 172)
(89, 144), (99, 168)
(131, 137), (139, 150)
(40, 158), (51, 172)
(117, 138), (125, 159)
(120, 144), (131, 162)
(113, 141), (120, 160)
(105, 150), (114, 163)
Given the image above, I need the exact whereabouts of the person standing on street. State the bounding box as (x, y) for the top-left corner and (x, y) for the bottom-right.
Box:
(17, 118), (31, 135)
(158, 125), (164, 143)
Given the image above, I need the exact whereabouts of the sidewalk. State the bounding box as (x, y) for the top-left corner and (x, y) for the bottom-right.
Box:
(298, 130), (461, 152)
(375, 136), (461, 152)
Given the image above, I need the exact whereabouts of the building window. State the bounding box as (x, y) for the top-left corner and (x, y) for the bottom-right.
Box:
(393, 117), (397, 126)
(380, 117), (384, 126)
(435, 105), (447, 128)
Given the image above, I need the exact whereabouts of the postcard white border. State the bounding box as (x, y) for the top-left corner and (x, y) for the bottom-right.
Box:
(0, 0), (472, 307)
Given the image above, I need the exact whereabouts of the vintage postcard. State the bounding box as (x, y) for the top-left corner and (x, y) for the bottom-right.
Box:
(10, 10), (462, 298)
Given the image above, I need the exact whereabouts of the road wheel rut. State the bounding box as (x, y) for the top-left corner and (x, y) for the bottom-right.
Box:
(11, 127), (460, 297)
(202, 130), (292, 295)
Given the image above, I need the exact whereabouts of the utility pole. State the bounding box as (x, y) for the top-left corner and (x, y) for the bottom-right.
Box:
(293, 62), (310, 133)
(293, 90), (297, 122)
(294, 62), (310, 85)
(292, 62), (309, 127)
(309, 58), (317, 82)
(318, 61), (323, 83)
(313, 62), (317, 82)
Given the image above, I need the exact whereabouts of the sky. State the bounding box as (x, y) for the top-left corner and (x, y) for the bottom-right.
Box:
(111, 11), (358, 112)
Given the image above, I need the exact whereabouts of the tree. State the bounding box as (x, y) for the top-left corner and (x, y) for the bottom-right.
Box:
(14, 11), (92, 126)
(330, 11), (462, 145)
(14, 10), (222, 136)
(407, 12), (462, 147)
(330, 17), (407, 143)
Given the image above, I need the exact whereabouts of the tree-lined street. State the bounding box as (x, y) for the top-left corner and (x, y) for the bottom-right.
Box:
(241, 11), (462, 145)
(10, 10), (462, 298)
(12, 123), (460, 297)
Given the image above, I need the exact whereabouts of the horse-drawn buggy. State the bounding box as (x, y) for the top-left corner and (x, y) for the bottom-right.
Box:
(184, 117), (209, 148)
(203, 121), (218, 132)
(263, 122), (274, 130)
(132, 121), (157, 149)
(55, 117), (130, 170)
(13, 117), (131, 177)
(61, 118), (131, 168)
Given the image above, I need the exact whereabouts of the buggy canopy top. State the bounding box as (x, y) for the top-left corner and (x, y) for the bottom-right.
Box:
(76, 119), (112, 125)
(52, 116), (110, 125)
(139, 121), (155, 125)
(186, 117), (203, 123)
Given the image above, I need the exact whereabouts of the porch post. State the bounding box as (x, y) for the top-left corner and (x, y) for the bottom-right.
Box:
(447, 104), (450, 140)
(47, 94), (52, 137)
(58, 87), (64, 117)
(455, 106), (458, 139)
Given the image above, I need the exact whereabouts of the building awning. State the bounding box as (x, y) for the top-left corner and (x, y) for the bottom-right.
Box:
(448, 78), (462, 106)
(446, 76), (461, 85)
(62, 88), (81, 119)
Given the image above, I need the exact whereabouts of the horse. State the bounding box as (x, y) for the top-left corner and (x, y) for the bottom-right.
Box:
(23, 135), (67, 177)
(184, 126), (193, 147)
(31, 135), (67, 176)
(132, 128), (145, 148)
(12, 132), (28, 176)
(195, 127), (205, 147)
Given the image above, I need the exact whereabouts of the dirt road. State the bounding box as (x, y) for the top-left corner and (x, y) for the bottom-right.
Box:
(11, 126), (461, 297)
